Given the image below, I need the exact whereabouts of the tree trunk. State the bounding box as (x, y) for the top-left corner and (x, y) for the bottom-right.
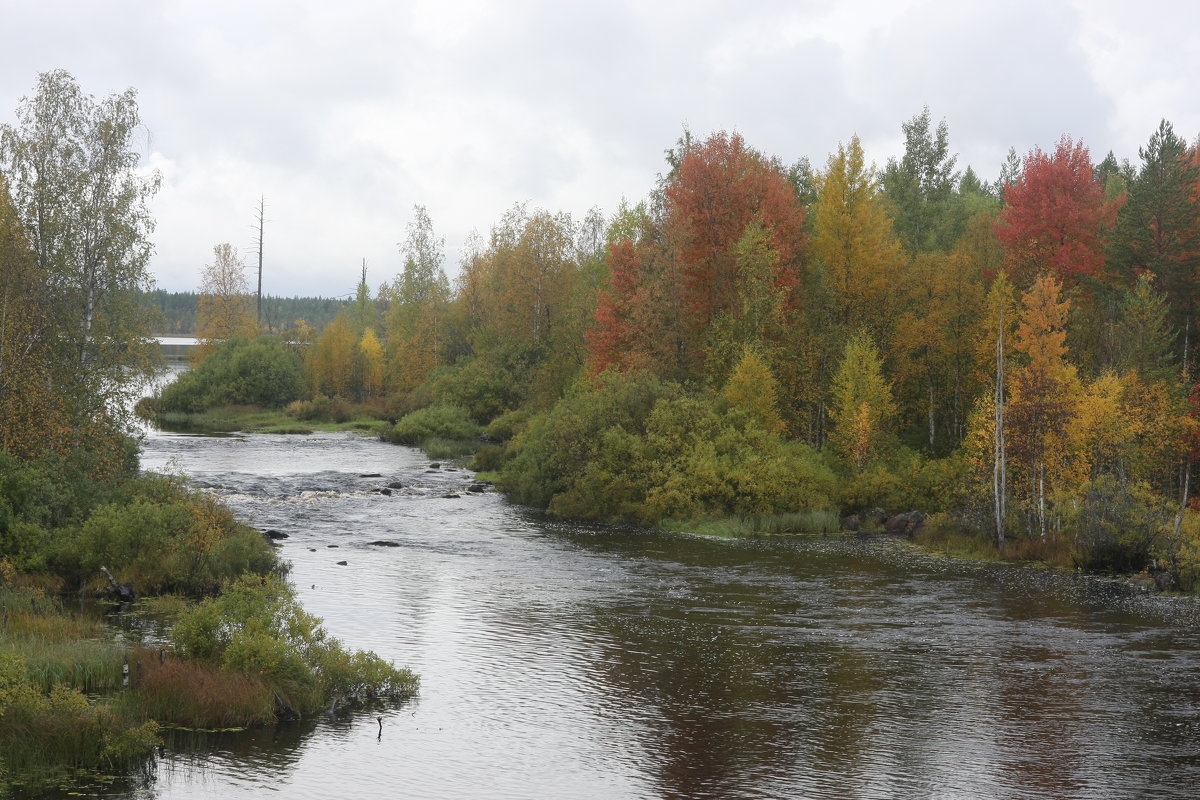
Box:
(993, 307), (1007, 552)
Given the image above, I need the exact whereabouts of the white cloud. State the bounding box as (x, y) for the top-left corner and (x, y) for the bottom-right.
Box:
(2, 0), (1199, 295)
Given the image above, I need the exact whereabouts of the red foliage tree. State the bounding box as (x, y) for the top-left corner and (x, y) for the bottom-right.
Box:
(586, 132), (809, 381)
(587, 239), (643, 374)
(996, 135), (1121, 288)
(663, 131), (807, 325)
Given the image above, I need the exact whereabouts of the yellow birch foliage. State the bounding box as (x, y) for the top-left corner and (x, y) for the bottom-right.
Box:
(358, 328), (385, 399)
(0, 186), (71, 458)
(309, 315), (355, 398)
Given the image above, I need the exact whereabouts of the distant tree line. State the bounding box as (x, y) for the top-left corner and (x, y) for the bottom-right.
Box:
(142, 289), (349, 336)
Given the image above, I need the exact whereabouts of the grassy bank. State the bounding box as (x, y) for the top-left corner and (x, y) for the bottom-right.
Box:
(149, 405), (389, 436)
(0, 445), (418, 794)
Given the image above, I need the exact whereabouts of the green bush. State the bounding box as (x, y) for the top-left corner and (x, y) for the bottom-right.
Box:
(839, 450), (969, 514)
(502, 370), (677, 510)
(172, 576), (416, 716)
(502, 373), (836, 526)
(52, 486), (278, 597)
(1067, 476), (1171, 573)
(384, 403), (480, 446)
(485, 408), (531, 442)
(157, 336), (303, 413)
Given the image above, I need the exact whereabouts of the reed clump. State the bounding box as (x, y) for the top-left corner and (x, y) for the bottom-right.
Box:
(128, 656), (275, 729)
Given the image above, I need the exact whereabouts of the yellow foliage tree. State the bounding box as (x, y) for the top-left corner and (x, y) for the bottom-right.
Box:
(195, 243), (257, 363)
(1006, 273), (1083, 539)
(810, 136), (905, 340)
(358, 328), (385, 399)
(722, 347), (786, 436)
(309, 314), (355, 398)
(828, 330), (896, 471)
(0, 185), (71, 458)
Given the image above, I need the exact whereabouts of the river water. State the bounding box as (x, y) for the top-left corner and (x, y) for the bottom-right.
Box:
(133, 428), (1200, 800)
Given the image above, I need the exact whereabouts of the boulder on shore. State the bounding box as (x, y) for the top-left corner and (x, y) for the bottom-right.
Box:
(884, 510), (926, 537)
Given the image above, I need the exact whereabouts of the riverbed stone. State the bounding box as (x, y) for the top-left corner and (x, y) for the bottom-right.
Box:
(1153, 569), (1179, 592)
(884, 510), (926, 537)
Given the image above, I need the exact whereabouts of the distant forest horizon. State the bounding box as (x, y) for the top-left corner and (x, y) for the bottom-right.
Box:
(143, 289), (349, 336)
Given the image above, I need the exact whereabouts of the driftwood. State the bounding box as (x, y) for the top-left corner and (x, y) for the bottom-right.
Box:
(100, 566), (136, 602)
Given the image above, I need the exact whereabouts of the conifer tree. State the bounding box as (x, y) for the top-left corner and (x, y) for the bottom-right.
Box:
(828, 330), (896, 471)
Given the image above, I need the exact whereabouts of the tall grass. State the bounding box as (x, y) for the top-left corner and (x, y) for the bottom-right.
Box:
(11, 639), (128, 694)
(421, 437), (480, 460)
(665, 509), (842, 537)
(128, 657), (275, 729)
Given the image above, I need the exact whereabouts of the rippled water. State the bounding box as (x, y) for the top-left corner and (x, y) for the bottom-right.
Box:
(130, 429), (1200, 800)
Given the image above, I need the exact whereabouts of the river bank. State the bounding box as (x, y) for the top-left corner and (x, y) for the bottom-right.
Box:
(141, 401), (1195, 598)
(0, 438), (417, 795)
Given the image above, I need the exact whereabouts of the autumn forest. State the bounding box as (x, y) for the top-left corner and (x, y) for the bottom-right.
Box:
(142, 107), (1200, 588)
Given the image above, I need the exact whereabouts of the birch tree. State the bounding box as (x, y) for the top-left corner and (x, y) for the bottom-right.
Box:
(0, 70), (160, 425)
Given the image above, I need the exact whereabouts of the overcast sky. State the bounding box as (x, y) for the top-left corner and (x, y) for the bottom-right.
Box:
(2, 0), (1197, 297)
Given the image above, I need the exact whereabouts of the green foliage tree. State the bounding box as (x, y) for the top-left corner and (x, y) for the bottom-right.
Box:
(1109, 120), (1200, 358)
(385, 205), (449, 392)
(881, 106), (960, 254)
(0, 70), (160, 430)
(721, 347), (786, 436)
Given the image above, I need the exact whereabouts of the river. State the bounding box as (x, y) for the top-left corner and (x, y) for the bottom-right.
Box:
(132, 427), (1200, 800)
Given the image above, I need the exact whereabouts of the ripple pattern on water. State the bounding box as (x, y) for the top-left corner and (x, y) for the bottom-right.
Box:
(137, 430), (1200, 800)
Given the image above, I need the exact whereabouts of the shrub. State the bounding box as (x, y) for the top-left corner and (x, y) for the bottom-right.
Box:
(503, 373), (837, 526)
(384, 404), (480, 446)
(172, 575), (416, 716)
(157, 336), (303, 412)
(1067, 476), (1170, 573)
(502, 370), (677, 509)
(484, 408), (531, 442)
(53, 489), (278, 597)
(286, 394), (353, 423)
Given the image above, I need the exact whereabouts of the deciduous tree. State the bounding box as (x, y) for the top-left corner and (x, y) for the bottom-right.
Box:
(0, 70), (160, 427)
(810, 136), (905, 339)
(996, 136), (1119, 288)
(195, 243), (257, 363)
(828, 330), (896, 471)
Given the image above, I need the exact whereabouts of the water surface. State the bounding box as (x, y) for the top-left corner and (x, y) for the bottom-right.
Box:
(136, 429), (1200, 799)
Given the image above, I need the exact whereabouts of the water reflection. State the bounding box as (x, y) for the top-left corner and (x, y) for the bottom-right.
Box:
(133, 431), (1200, 800)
